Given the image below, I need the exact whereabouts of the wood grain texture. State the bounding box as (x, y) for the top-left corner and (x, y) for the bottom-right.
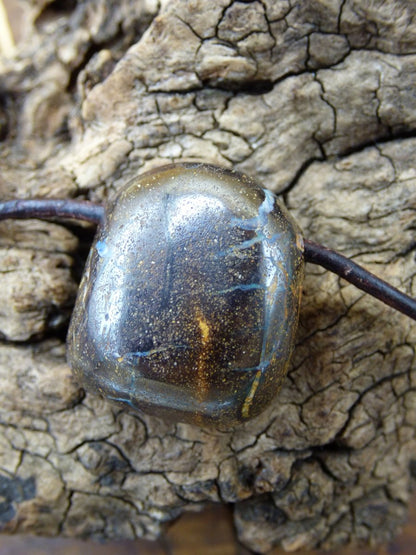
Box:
(0, 495), (415, 554)
(0, 0), (415, 552)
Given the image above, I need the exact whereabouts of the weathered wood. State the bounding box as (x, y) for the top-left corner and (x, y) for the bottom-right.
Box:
(0, 1), (415, 552)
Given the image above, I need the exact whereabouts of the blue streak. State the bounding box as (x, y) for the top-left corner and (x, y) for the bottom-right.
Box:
(96, 240), (109, 257)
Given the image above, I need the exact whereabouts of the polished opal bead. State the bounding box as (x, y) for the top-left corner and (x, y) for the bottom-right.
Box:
(67, 163), (304, 426)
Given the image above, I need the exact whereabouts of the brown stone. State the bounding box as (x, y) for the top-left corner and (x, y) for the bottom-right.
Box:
(0, 0), (415, 552)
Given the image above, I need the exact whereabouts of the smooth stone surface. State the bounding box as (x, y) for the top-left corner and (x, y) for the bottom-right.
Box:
(67, 163), (304, 426)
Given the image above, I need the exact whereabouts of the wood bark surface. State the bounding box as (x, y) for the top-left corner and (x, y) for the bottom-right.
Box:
(0, 0), (415, 552)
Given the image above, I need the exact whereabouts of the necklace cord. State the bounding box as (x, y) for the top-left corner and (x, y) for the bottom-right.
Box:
(0, 199), (104, 224)
(0, 200), (415, 321)
(303, 238), (416, 321)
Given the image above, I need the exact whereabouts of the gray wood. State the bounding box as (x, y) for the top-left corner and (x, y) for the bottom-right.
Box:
(0, 0), (415, 552)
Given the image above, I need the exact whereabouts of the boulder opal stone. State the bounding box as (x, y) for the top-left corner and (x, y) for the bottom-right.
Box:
(67, 163), (304, 426)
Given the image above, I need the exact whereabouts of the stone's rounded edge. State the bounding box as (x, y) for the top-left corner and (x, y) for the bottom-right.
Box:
(112, 162), (266, 220)
(67, 163), (305, 427)
(118, 161), (261, 191)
